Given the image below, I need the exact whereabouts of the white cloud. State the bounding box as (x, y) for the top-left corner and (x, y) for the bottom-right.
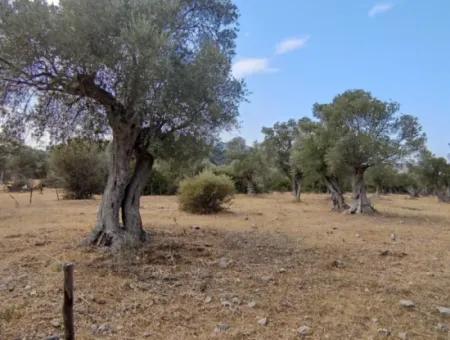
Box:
(232, 58), (277, 78)
(275, 36), (310, 55)
(368, 3), (394, 17)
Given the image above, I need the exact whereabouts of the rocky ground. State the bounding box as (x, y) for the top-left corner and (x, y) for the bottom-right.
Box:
(0, 192), (449, 339)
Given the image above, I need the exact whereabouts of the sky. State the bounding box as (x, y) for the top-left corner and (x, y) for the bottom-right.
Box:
(226, 0), (450, 157)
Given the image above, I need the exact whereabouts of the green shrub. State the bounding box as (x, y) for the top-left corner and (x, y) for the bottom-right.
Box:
(49, 139), (108, 199)
(178, 171), (235, 214)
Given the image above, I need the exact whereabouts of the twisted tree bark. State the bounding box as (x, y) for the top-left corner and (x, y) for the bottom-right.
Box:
(86, 124), (139, 247)
(324, 176), (348, 211)
(121, 150), (154, 243)
(348, 166), (375, 214)
(293, 174), (302, 202)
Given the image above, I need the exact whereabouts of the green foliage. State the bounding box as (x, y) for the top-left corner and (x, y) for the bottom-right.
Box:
(0, 134), (48, 184)
(262, 119), (300, 177)
(178, 171), (235, 214)
(412, 150), (450, 194)
(313, 90), (425, 173)
(49, 139), (108, 199)
(0, 0), (245, 147)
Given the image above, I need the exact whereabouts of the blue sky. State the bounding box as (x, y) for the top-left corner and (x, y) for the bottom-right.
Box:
(226, 0), (450, 157)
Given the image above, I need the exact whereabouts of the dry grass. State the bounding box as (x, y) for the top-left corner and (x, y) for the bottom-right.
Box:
(0, 192), (450, 339)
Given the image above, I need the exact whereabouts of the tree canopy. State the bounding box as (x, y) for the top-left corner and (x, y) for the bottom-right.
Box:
(0, 0), (245, 248)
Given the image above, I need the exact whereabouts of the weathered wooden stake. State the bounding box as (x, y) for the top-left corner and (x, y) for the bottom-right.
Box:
(63, 263), (75, 340)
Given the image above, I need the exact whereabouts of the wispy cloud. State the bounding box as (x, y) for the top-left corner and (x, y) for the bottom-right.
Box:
(232, 58), (277, 78)
(275, 36), (310, 55)
(368, 3), (394, 17)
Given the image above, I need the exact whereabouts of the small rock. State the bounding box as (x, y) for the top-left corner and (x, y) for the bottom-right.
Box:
(279, 268), (287, 273)
(98, 323), (112, 334)
(232, 297), (241, 305)
(204, 296), (212, 303)
(221, 300), (232, 308)
(50, 319), (60, 328)
(355, 233), (361, 238)
(191, 225), (201, 230)
(331, 259), (345, 268)
(214, 323), (230, 333)
(297, 325), (312, 336)
(437, 306), (450, 317)
(399, 300), (415, 308)
(24, 285), (31, 290)
(378, 328), (391, 337)
(257, 317), (268, 326)
(247, 301), (256, 308)
(436, 323), (449, 332)
(398, 331), (408, 339)
(261, 275), (273, 283)
(218, 257), (232, 269)
(143, 331), (152, 337)
(390, 233), (397, 241)
(91, 324), (98, 334)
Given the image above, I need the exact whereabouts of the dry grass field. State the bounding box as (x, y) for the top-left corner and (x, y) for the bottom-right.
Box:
(1, 191), (450, 339)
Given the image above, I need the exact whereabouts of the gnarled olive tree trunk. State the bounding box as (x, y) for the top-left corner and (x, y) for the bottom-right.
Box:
(348, 166), (375, 214)
(121, 150), (154, 242)
(292, 174), (302, 201)
(324, 176), (348, 211)
(86, 123), (139, 247)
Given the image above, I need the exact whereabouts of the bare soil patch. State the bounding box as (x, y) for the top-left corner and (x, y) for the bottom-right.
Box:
(1, 192), (450, 339)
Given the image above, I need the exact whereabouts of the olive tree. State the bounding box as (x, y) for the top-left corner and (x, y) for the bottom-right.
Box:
(262, 119), (301, 198)
(314, 90), (425, 214)
(0, 0), (245, 247)
(290, 118), (349, 210)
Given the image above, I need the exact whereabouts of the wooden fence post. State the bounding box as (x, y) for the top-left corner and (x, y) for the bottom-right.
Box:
(63, 263), (75, 340)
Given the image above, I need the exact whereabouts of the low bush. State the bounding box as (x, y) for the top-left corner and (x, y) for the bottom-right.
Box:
(178, 171), (235, 214)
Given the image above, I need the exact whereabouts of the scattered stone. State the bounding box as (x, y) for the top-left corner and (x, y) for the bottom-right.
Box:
(204, 296), (212, 303)
(297, 325), (312, 336)
(191, 225), (201, 230)
(278, 268), (287, 273)
(24, 285), (31, 290)
(355, 233), (361, 238)
(91, 324), (98, 334)
(377, 328), (391, 337)
(330, 259), (345, 268)
(398, 331), (408, 339)
(261, 275), (273, 283)
(436, 323), (449, 332)
(30, 289), (37, 296)
(214, 323), (230, 333)
(142, 331), (152, 337)
(390, 233), (397, 241)
(399, 300), (415, 308)
(97, 323), (112, 334)
(218, 257), (232, 269)
(437, 306), (450, 317)
(221, 300), (232, 308)
(257, 317), (268, 326)
(247, 301), (256, 308)
(231, 297), (241, 305)
(50, 319), (60, 328)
